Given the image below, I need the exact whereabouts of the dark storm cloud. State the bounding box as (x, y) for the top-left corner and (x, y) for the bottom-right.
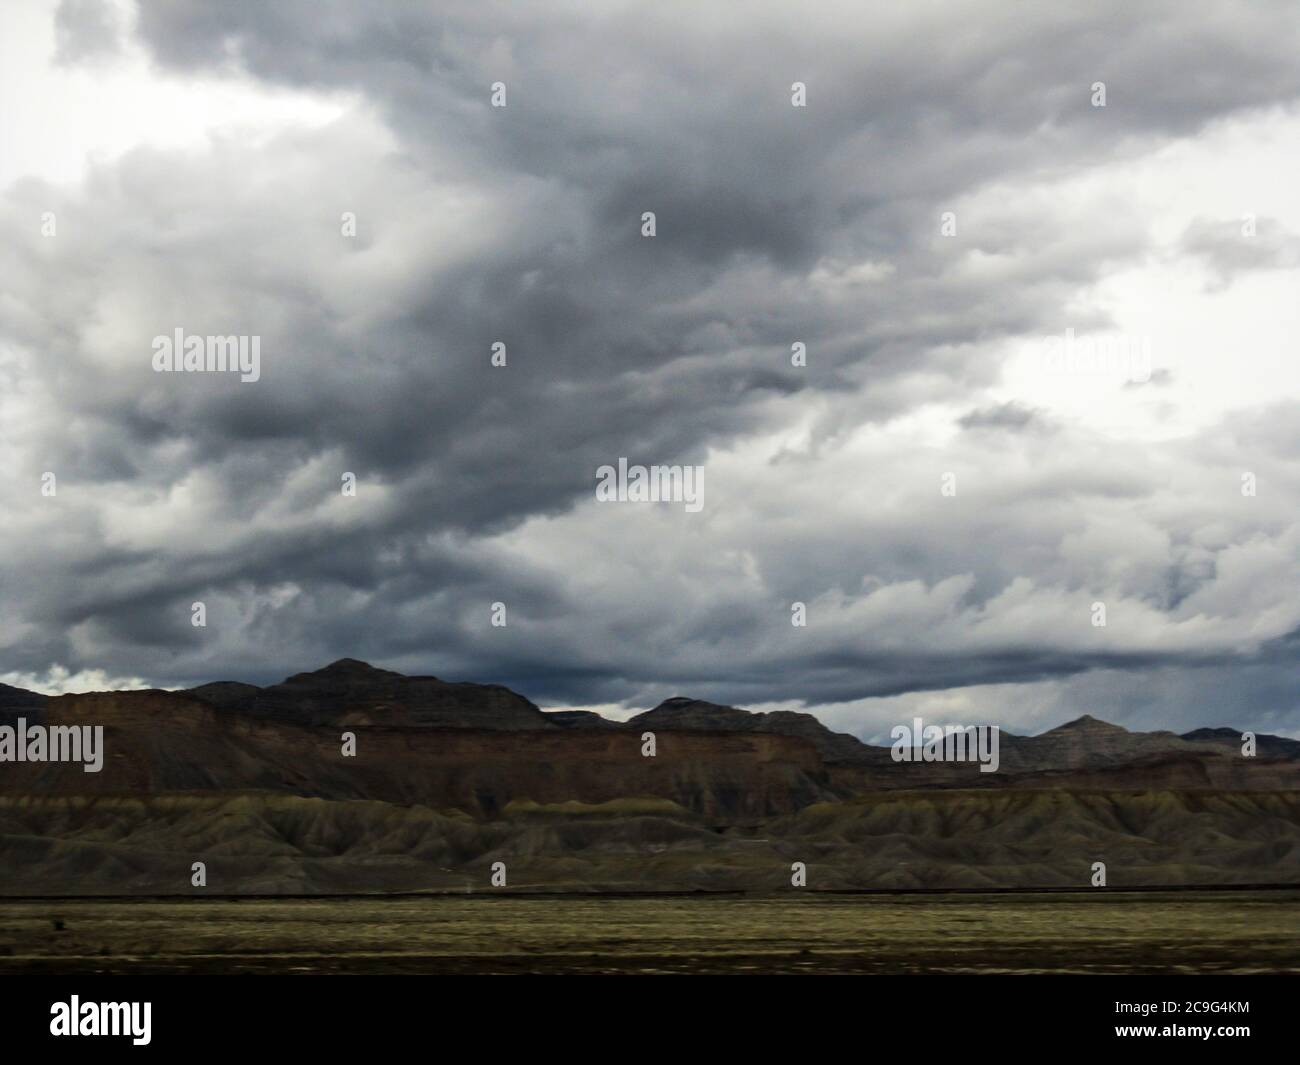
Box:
(1, 1), (1298, 733)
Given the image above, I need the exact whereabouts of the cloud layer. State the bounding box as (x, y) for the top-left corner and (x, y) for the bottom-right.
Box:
(1, 0), (1298, 737)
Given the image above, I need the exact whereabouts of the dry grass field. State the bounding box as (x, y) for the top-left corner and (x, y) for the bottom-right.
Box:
(2, 890), (1297, 975)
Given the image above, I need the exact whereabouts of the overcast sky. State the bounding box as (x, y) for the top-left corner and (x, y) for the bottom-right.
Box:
(1, 0), (1298, 741)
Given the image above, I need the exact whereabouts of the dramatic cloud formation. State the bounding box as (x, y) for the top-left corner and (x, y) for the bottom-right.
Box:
(2, 0), (1298, 737)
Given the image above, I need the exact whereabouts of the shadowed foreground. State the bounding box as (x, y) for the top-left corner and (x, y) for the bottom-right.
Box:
(5, 791), (1300, 894)
(1, 891), (1297, 974)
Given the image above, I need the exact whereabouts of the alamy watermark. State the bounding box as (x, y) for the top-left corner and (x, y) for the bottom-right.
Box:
(595, 458), (704, 512)
(890, 717), (1000, 773)
(1037, 329), (1157, 384)
(50, 997), (150, 1045)
(152, 328), (261, 382)
(0, 719), (104, 772)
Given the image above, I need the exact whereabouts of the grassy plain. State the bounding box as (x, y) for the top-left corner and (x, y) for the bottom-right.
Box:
(2, 890), (1296, 974)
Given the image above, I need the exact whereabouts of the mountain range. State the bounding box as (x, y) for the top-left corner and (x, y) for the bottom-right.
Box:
(1, 659), (1297, 894)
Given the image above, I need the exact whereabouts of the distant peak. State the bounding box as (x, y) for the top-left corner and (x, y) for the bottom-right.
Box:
(316, 659), (396, 677)
(653, 697), (742, 713)
(1050, 714), (1127, 734)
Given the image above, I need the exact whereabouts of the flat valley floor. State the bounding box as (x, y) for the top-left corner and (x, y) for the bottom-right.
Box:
(1, 890), (1297, 974)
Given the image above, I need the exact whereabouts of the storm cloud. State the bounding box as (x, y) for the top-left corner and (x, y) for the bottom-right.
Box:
(1, 0), (1298, 739)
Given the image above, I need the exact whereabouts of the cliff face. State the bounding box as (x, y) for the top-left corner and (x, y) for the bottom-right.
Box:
(2, 662), (1299, 896)
(1, 690), (829, 821)
(628, 698), (875, 764)
(3, 680), (1295, 816)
